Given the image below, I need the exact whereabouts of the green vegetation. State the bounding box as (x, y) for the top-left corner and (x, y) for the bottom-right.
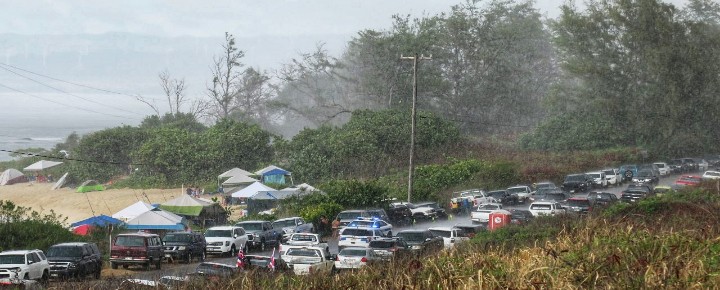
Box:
(0, 201), (82, 252)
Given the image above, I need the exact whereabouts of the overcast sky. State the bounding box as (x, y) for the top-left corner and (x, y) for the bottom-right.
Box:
(1, 0), (688, 37)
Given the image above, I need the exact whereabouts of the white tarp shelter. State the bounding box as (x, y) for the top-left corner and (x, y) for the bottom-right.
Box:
(23, 160), (63, 171)
(112, 201), (156, 221)
(218, 168), (254, 179)
(222, 174), (258, 186)
(0, 169), (27, 185)
(231, 181), (276, 198)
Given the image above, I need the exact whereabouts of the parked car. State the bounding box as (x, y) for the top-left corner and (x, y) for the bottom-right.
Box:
(110, 232), (163, 270)
(334, 247), (378, 271)
(335, 210), (372, 228)
(565, 198), (593, 215)
(587, 191), (618, 207)
(366, 209), (390, 221)
(681, 158), (699, 172)
(279, 233), (329, 257)
(428, 227), (470, 249)
(204, 226), (249, 256)
(618, 164), (640, 181)
(654, 185), (673, 196)
(586, 171), (608, 188)
(283, 246), (335, 276)
(487, 190), (519, 205)
(345, 218), (393, 237)
(602, 168), (621, 186)
(0, 249), (50, 282)
(668, 159), (687, 173)
(694, 158), (709, 172)
(470, 203), (503, 224)
(528, 202), (566, 217)
(509, 209), (534, 224)
(243, 254), (290, 273)
(413, 202), (448, 219)
(638, 164), (661, 178)
(653, 162), (670, 176)
(338, 227), (384, 250)
(47, 242), (102, 280)
(562, 174), (593, 193)
(675, 175), (702, 187)
(450, 189), (496, 207)
(452, 224), (486, 239)
(162, 231), (207, 263)
(390, 202), (437, 221)
(395, 230), (444, 256)
(273, 217), (314, 243)
(234, 221), (283, 251)
(193, 262), (239, 280)
(620, 189), (651, 203)
(532, 189), (570, 204)
(506, 185), (532, 203)
(632, 169), (659, 186)
(368, 238), (411, 261)
(703, 171), (720, 180)
(385, 204), (413, 226)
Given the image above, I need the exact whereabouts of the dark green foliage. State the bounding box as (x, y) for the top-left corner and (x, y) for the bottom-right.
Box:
(140, 112), (207, 133)
(411, 159), (485, 201)
(0, 201), (82, 252)
(319, 179), (389, 209)
(70, 126), (149, 182)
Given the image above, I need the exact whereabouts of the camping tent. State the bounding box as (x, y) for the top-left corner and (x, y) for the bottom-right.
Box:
(70, 214), (123, 228)
(218, 168), (255, 179)
(112, 201), (156, 221)
(254, 165), (292, 184)
(221, 174), (258, 187)
(76, 180), (104, 193)
(72, 224), (93, 236)
(23, 160), (63, 171)
(124, 208), (185, 231)
(0, 169), (27, 185)
(160, 194), (227, 226)
(231, 181), (276, 198)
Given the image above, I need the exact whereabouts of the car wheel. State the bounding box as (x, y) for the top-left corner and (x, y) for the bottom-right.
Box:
(155, 258), (162, 270)
(625, 170), (633, 179)
(111, 262), (118, 269)
(200, 250), (206, 262)
(94, 267), (101, 279)
(186, 252), (192, 263)
(41, 270), (49, 285)
(122, 264), (129, 269)
(230, 245), (237, 257)
(143, 262), (150, 271)
(76, 266), (85, 280)
(387, 231), (392, 237)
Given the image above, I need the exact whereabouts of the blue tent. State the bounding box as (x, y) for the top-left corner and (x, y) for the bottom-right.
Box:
(70, 215), (123, 228)
(260, 168), (290, 184)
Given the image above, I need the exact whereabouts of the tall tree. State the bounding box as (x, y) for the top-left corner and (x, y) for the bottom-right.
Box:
(207, 32), (245, 119)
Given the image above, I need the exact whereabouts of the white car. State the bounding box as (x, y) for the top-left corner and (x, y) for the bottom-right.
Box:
(470, 203), (503, 224)
(586, 171), (607, 188)
(506, 186), (532, 203)
(529, 202), (566, 217)
(338, 227), (384, 249)
(0, 249), (50, 282)
(653, 162), (670, 176)
(428, 227), (470, 249)
(702, 171), (720, 180)
(345, 218), (393, 237)
(204, 226), (249, 256)
(451, 189), (497, 206)
(334, 247), (376, 271)
(602, 168), (621, 186)
(283, 246), (334, 275)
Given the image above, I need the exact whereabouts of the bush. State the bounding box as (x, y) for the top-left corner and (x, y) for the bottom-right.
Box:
(0, 201), (83, 252)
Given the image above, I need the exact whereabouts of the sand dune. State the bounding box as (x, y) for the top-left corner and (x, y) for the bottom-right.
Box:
(0, 182), (187, 225)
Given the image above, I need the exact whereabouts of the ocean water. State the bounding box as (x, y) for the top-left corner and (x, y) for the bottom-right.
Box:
(0, 124), (111, 162)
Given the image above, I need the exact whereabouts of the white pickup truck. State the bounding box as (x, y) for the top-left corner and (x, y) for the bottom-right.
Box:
(283, 246), (335, 276)
(279, 233), (329, 256)
(470, 203), (503, 224)
(451, 189), (497, 206)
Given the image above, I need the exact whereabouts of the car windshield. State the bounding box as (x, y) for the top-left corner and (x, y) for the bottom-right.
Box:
(47, 246), (82, 257)
(706, 172), (720, 177)
(654, 163), (665, 168)
(339, 249), (368, 257)
(163, 234), (191, 243)
(429, 230), (452, 238)
(337, 212), (366, 219)
(530, 204), (552, 210)
(588, 173), (601, 178)
(670, 160), (682, 165)
(273, 220), (297, 228)
(290, 235), (317, 243)
(341, 229), (372, 236)
(602, 170), (615, 175)
(536, 183), (555, 189)
(285, 248), (321, 257)
(637, 170), (653, 177)
(567, 200), (590, 207)
(204, 229), (231, 238)
(488, 191), (506, 198)
(369, 240), (395, 248)
(115, 236), (145, 247)
(396, 232), (426, 242)
(237, 223), (262, 231)
(565, 175), (585, 181)
(0, 255), (25, 264)
(477, 204), (500, 210)
(507, 187), (527, 194)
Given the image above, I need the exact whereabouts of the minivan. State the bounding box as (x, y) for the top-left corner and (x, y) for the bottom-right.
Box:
(110, 232), (163, 270)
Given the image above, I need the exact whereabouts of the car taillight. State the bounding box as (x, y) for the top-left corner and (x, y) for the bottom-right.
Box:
(336, 255), (340, 261)
(361, 257), (368, 262)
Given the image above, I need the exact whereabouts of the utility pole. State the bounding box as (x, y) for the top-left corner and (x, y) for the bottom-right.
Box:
(400, 53), (432, 203)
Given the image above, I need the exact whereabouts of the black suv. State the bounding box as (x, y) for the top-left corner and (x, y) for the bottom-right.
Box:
(47, 242), (102, 280)
(385, 204), (412, 226)
(562, 174), (593, 193)
(413, 202), (449, 219)
(162, 231), (207, 263)
(395, 230), (444, 256)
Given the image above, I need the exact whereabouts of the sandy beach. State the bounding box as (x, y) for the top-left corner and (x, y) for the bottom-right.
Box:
(0, 182), (191, 225)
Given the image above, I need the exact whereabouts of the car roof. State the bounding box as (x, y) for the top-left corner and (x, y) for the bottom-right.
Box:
(427, 227), (455, 231)
(586, 171), (602, 174)
(397, 229), (429, 233)
(0, 249), (40, 255)
(531, 201), (556, 205)
(51, 242), (92, 247)
(236, 220), (266, 223)
(207, 226), (240, 230)
(339, 247), (371, 251)
(274, 217), (300, 222)
(567, 197), (589, 201)
(118, 232), (157, 237)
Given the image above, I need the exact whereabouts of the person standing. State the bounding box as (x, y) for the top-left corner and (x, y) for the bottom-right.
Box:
(331, 217), (341, 239)
(319, 216), (330, 237)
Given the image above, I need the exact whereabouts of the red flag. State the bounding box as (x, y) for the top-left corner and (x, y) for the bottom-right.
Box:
(268, 247), (276, 271)
(236, 248), (245, 269)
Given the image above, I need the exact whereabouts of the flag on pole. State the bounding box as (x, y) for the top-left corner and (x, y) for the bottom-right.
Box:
(236, 248), (245, 269)
(268, 247), (276, 271)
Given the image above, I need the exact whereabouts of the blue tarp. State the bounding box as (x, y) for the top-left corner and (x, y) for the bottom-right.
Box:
(262, 168), (289, 176)
(70, 215), (123, 227)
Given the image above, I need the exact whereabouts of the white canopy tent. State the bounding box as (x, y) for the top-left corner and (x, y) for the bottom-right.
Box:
(231, 181), (276, 198)
(111, 201), (156, 221)
(222, 174), (258, 186)
(218, 168), (254, 179)
(0, 169), (27, 185)
(124, 208), (185, 231)
(23, 160), (63, 171)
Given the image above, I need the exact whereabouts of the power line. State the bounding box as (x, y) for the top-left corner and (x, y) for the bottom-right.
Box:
(0, 62), (160, 102)
(0, 65), (146, 116)
(0, 149), (145, 166)
(0, 82), (140, 120)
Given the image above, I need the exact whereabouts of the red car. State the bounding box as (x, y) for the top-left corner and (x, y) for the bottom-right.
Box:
(675, 175), (702, 187)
